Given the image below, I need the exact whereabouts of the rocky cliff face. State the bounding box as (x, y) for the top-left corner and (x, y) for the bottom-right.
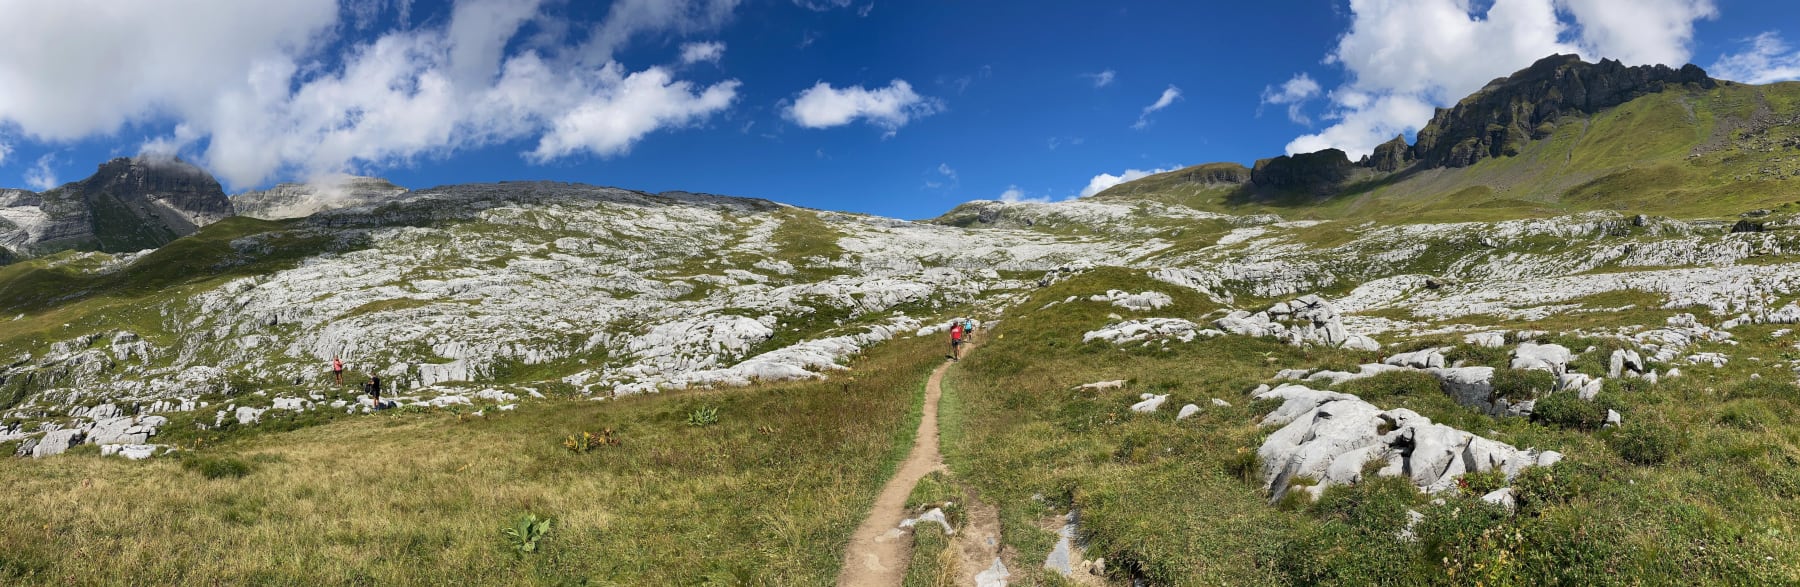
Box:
(0, 157), (234, 257)
(233, 176), (409, 220)
(1250, 149), (1354, 193)
(1412, 54), (1716, 168)
(1360, 135), (1415, 173)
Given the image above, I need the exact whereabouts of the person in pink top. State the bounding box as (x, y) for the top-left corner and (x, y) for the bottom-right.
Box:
(332, 357), (345, 385)
(948, 321), (965, 361)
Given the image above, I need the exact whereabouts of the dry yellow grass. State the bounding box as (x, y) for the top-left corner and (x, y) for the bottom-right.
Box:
(0, 334), (945, 586)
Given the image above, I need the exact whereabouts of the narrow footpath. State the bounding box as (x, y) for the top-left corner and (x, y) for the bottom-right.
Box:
(836, 355), (954, 586)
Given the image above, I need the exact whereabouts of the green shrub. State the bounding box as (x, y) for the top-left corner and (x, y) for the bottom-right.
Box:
(1310, 474), (1419, 535)
(1716, 400), (1782, 431)
(501, 513), (552, 554)
(1725, 377), (1800, 401)
(1511, 463), (1596, 516)
(1222, 446), (1259, 484)
(182, 455), (254, 479)
(686, 405), (719, 427)
(1444, 344), (1510, 368)
(1492, 369), (1557, 402)
(1413, 496), (1511, 579)
(1532, 392), (1610, 431)
(1608, 421), (1683, 466)
(1334, 371), (1443, 403)
(1457, 469), (1507, 496)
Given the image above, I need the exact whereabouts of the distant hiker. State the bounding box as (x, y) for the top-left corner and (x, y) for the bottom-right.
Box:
(962, 318), (977, 342)
(365, 374), (383, 408)
(949, 320), (966, 361)
(331, 357), (345, 385)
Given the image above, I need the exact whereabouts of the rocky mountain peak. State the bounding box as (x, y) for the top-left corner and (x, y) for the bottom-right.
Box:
(0, 156), (234, 258)
(1411, 54), (1717, 169)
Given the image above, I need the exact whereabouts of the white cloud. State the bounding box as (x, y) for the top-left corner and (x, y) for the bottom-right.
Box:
(680, 41), (726, 65)
(1132, 85), (1181, 130)
(1079, 167), (1177, 198)
(24, 154), (56, 191)
(1283, 0), (1718, 158)
(997, 185), (1049, 204)
(0, 140), (10, 167)
(1260, 73), (1323, 125)
(0, 0), (339, 141)
(1084, 69), (1116, 88)
(528, 66), (740, 161)
(581, 0), (740, 65)
(1561, 0), (1716, 68)
(793, 0), (851, 10)
(786, 80), (942, 135)
(1712, 32), (1800, 84)
(925, 162), (957, 189)
(0, 0), (745, 189)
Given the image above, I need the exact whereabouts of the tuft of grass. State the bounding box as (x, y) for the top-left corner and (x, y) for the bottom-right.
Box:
(181, 454), (254, 480)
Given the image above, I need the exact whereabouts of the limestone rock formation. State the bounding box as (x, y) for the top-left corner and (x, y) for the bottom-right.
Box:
(0, 157), (234, 257)
(233, 176), (409, 220)
(1255, 383), (1562, 502)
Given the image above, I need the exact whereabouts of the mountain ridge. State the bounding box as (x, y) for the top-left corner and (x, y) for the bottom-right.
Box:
(1082, 54), (1799, 223)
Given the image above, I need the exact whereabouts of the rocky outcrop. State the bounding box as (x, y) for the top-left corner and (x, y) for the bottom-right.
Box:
(1255, 383), (1562, 502)
(1213, 294), (1381, 351)
(1360, 134), (1415, 172)
(233, 176), (409, 220)
(1250, 149), (1354, 193)
(1413, 54), (1717, 169)
(0, 157), (233, 258)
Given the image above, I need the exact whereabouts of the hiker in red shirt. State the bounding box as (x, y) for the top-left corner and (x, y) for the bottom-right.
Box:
(949, 320), (965, 361)
(332, 357), (345, 385)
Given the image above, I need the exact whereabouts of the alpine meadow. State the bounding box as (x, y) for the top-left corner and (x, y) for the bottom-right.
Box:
(3, 2), (1800, 586)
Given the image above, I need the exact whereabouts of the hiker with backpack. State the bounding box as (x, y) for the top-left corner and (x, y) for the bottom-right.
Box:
(364, 374), (383, 409)
(949, 320), (966, 361)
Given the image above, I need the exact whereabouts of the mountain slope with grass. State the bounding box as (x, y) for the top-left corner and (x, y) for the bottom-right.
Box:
(1076, 54), (1800, 224)
(5, 53), (1800, 585)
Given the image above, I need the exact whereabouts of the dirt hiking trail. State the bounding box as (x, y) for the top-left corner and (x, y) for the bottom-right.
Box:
(836, 355), (954, 586)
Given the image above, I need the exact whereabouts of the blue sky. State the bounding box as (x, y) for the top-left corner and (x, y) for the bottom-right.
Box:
(1, 0), (1797, 219)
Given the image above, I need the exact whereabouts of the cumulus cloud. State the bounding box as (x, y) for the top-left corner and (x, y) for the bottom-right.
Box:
(1561, 0), (1716, 68)
(1712, 32), (1800, 84)
(1079, 167), (1177, 198)
(997, 185), (1049, 204)
(0, 140), (10, 167)
(0, 0), (744, 189)
(1282, 0), (1717, 158)
(1084, 69), (1116, 88)
(24, 154), (56, 191)
(680, 41), (726, 64)
(1260, 73), (1323, 125)
(1132, 85), (1181, 130)
(785, 80), (942, 135)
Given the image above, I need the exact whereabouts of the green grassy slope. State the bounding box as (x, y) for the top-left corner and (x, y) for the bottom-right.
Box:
(1092, 82), (1800, 223)
(939, 268), (1799, 585)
